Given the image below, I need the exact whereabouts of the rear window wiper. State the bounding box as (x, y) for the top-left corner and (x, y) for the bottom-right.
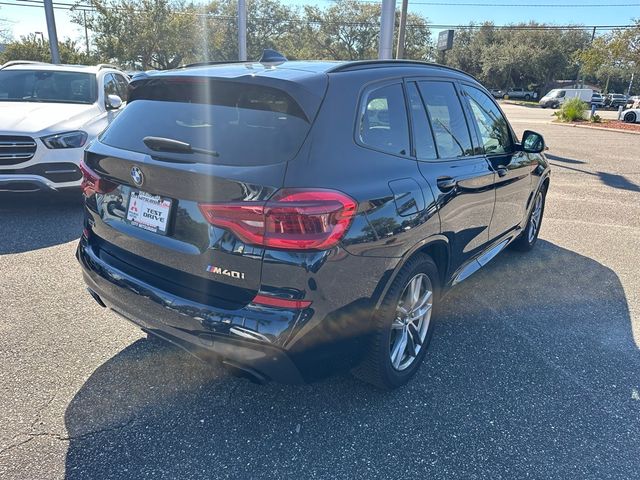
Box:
(143, 136), (219, 157)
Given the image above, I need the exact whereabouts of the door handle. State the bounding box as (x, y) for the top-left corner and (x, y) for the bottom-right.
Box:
(436, 176), (457, 191)
(496, 166), (508, 177)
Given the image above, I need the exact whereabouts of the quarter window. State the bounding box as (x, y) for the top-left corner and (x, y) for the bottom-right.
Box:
(465, 86), (512, 155)
(406, 82), (437, 161)
(359, 84), (410, 156)
(417, 81), (473, 159)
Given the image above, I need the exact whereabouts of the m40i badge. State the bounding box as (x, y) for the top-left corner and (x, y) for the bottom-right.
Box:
(206, 265), (246, 280)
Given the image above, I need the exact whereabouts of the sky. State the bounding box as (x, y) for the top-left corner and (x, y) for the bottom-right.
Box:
(1, 0), (639, 46)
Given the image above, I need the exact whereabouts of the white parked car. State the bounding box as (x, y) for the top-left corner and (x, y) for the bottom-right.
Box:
(0, 61), (128, 193)
(538, 88), (593, 109)
(621, 109), (640, 123)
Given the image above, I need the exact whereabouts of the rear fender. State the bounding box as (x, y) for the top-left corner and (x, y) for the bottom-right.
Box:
(373, 235), (450, 309)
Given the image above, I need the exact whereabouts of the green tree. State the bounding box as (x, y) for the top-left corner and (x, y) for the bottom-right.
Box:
(0, 34), (95, 64)
(198, 0), (302, 62)
(446, 23), (590, 90)
(298, 0), (431, 61)
(75, 0), (200, 69)
(578, 20), (640, 93)
(300, 1), (382, 60)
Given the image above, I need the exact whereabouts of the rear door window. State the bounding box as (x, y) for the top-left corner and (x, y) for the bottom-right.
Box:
(99, 79), (312, 166)
(417, 81), (473, 159)
(358, 83), (410, 156)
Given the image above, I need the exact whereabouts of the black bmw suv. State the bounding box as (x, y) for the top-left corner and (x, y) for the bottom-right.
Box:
(78, 57), (550, 389)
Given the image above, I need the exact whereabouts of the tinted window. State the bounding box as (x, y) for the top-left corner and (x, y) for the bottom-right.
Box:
(465, 86), (512, 155)
(406, 82), (437, 160)
(0, 70), (97, 104)
(100, 82), (311, 166)
(359, 84), (410, 156)
(417, 81), (473, 159)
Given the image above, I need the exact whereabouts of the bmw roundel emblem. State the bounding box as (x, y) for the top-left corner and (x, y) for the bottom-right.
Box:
(130, 166), (144, 187)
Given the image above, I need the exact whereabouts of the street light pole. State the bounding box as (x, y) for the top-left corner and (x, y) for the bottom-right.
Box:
(378, 0), (396, 59)
(43, 0), (61, 64)
(238, 0), (247, 61)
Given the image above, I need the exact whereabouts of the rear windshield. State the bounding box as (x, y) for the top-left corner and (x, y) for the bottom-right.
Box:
(100, 80), (311, 166)
(0, 70), (97, 104)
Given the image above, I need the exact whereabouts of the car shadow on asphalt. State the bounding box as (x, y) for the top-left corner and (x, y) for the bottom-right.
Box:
(545, 153), (586, 165)
(547, 155), (640, 193)
(0, 192), (83, 254)
(62, 240), (640, 479)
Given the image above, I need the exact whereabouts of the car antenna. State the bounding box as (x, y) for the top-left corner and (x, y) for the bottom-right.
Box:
(258, 49), (287, 65)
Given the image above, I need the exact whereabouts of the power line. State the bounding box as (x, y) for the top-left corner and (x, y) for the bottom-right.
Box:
(327, 0), (640, 6)
(2, 0), (638, 30)
(1, 0), (93, 11)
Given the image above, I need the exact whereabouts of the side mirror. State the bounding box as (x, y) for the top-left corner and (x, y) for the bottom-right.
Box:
(521, 130), (545, 154)
(106, 94), (122, 110)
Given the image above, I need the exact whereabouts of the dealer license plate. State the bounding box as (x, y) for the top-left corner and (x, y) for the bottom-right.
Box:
(126, 190), (172, 235)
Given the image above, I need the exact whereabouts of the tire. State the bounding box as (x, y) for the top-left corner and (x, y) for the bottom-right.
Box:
(623, 111), (637, 123)
(352, 254), (439, 390)
(524, 94), (531, 101)
(512, 186), (546, 252)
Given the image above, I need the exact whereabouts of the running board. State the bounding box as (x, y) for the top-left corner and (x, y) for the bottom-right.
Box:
(451, 238), (510, 286)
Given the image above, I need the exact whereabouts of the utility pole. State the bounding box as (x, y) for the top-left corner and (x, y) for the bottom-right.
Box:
(83, 10), (90, 55)
(238, 0), (247, 61)
(378, 0), (396, 59)
(43, 0), (61, 64)
(395, 0), (408, 59)
(628, 72), (635, 96)
(576, 26), (596, 88)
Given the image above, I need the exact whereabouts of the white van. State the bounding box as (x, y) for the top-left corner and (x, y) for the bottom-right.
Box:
(539, 88), (593, 108)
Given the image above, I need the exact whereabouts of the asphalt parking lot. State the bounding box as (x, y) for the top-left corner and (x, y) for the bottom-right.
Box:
(1, 103), (639, 479)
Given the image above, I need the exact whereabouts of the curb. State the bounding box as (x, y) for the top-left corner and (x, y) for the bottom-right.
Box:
(549, 122), (640, 136)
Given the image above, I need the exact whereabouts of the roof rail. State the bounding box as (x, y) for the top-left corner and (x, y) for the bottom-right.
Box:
(327, 59), (476, 79)
(97, 63), (120, 71)
(0, 60), (49, 70)
(177, 60), (248, 69)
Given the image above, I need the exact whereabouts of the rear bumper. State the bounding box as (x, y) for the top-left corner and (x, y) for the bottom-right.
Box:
(77, 239), (306, 383)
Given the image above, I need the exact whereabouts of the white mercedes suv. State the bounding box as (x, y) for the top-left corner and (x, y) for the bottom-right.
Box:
(0, 61), (129, 193)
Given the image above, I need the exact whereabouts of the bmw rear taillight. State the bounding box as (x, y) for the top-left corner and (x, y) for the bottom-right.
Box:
(198, 189), (357, 251)
(79, 159), (117, 196)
